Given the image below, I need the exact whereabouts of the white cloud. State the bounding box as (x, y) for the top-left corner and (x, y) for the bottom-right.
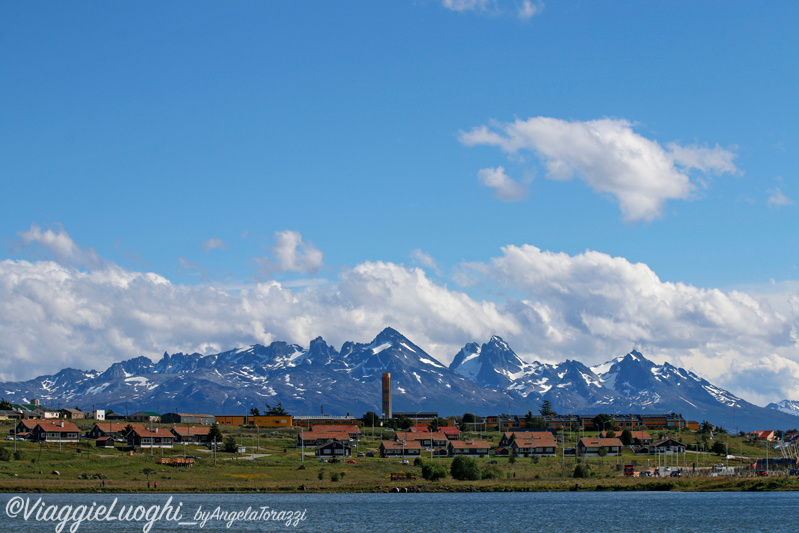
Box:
(518, 0), (543, 19)
(0, 257), (515, 383)
(768, 188), (793, 208)
(441, 0), (542, 19)
(411, 249), (441, 275)
(460, 117), (739, 221)
(14, 223), (104, 269)
(256, 230), (325, 276)
(201, 237), (227, 251)
(442, 0), (493, 13)
(462, 244), (799, 401)
(2, 225), (799, 406)
(477, 166), (529, 201)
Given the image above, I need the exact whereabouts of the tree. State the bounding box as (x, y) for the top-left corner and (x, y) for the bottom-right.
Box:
(361, 411), (380, 427)
(265, 402), (288, 416)
(421, 463), (448, 482)
(699, 421), (714, 434)
(593, 414), (614, 432)
(428, 417), (448, 432)
(711, 441), (727, 456)
(462, 413), (477, 424)
(620, 429), (633, 446)
(573, 464), (589, 478)
(524, 410), (546, 429)
(141, 468), (157, 482)
(450, 455), (482, 481)
(394, 414), (413, 430)
(597, 446), (608, 457)
(250, 407), (261, 416)
(0, 398), (13, 410)
(223, 435), (238, 453)
(539, 400), (556, 417)
(123, 424), (135, 437)
(208, 423), (223, 443)
(605, 430), (616, 439)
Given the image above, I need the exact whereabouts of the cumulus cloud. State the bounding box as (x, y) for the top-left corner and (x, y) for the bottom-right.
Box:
(460, 117), (739, 221)
(13, 224), (104, 269)
(0, 257), (514, 383)
(256, 230), (325, 276)
(201, 237), (227, 251)
(477, 166), (529, 201)
(460, 244), (799, 400)
(2, 225), (799, 405)
(768, 188), (793, 208)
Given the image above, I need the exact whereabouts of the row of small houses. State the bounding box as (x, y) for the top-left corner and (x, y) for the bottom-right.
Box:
(9, 420), (215, 448)
(301, 425), (690, 459)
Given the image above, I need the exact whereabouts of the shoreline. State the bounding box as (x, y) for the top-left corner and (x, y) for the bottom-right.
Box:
(2, 477), (797, 494)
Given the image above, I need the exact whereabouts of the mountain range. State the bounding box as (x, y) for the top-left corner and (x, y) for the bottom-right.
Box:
(2, 327), (798, 432)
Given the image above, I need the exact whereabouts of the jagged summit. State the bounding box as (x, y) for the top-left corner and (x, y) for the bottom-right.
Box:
(450, 335), (526, 389)
(0, 328), (795, 431)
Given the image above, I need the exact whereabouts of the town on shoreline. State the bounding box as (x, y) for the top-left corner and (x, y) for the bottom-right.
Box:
(2, 397), (798, 493)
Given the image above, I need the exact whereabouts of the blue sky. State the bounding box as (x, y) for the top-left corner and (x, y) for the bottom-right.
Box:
(1, 2), (798, 406)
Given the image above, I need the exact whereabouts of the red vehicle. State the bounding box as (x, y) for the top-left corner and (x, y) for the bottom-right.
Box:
(624, 465), (635, 477)
(757, 470), (769, 476)
(345, 460), (356, 464)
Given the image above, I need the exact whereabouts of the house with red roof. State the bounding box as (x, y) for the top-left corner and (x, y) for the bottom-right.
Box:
(380, 439), (422, 458)
(31, 421), (80, 443)
(577, 437), (623, 457)
(126, 427), (174, 448)
(447, 439), (491, 457)
(171, 426), (212, 444)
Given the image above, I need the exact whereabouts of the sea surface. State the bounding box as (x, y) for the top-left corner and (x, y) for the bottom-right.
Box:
(1, 491), (794, 532)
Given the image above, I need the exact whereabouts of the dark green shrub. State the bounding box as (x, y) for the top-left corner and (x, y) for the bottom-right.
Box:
(450, 456), (481, 481)
(421, 463), (448, 481)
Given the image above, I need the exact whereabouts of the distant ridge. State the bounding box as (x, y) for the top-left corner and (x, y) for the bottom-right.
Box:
(1, 327), (796, 431)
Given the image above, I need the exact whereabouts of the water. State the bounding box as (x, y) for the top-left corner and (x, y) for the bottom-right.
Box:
(1, 491), (795, 532)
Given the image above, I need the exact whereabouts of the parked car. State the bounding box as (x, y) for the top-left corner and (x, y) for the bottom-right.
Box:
(488, 460), (498, 464)
(670, 471), (681, 477)
(357, 452), (365, 457)
(640, 471), (652, 477)
(399, 460), (409, 465)
(757, 470), (769, 476)
(345, 460), (356, 464)
(789, 469), (799, 476)
(365, 452), (374, 457)
(4, 436), (13, 441)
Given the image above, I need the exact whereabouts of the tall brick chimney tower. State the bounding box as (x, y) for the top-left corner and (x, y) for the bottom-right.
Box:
(382, 372), (392, 421)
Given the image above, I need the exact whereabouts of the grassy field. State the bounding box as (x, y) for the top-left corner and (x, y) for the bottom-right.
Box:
(0, 421), (796, 493)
